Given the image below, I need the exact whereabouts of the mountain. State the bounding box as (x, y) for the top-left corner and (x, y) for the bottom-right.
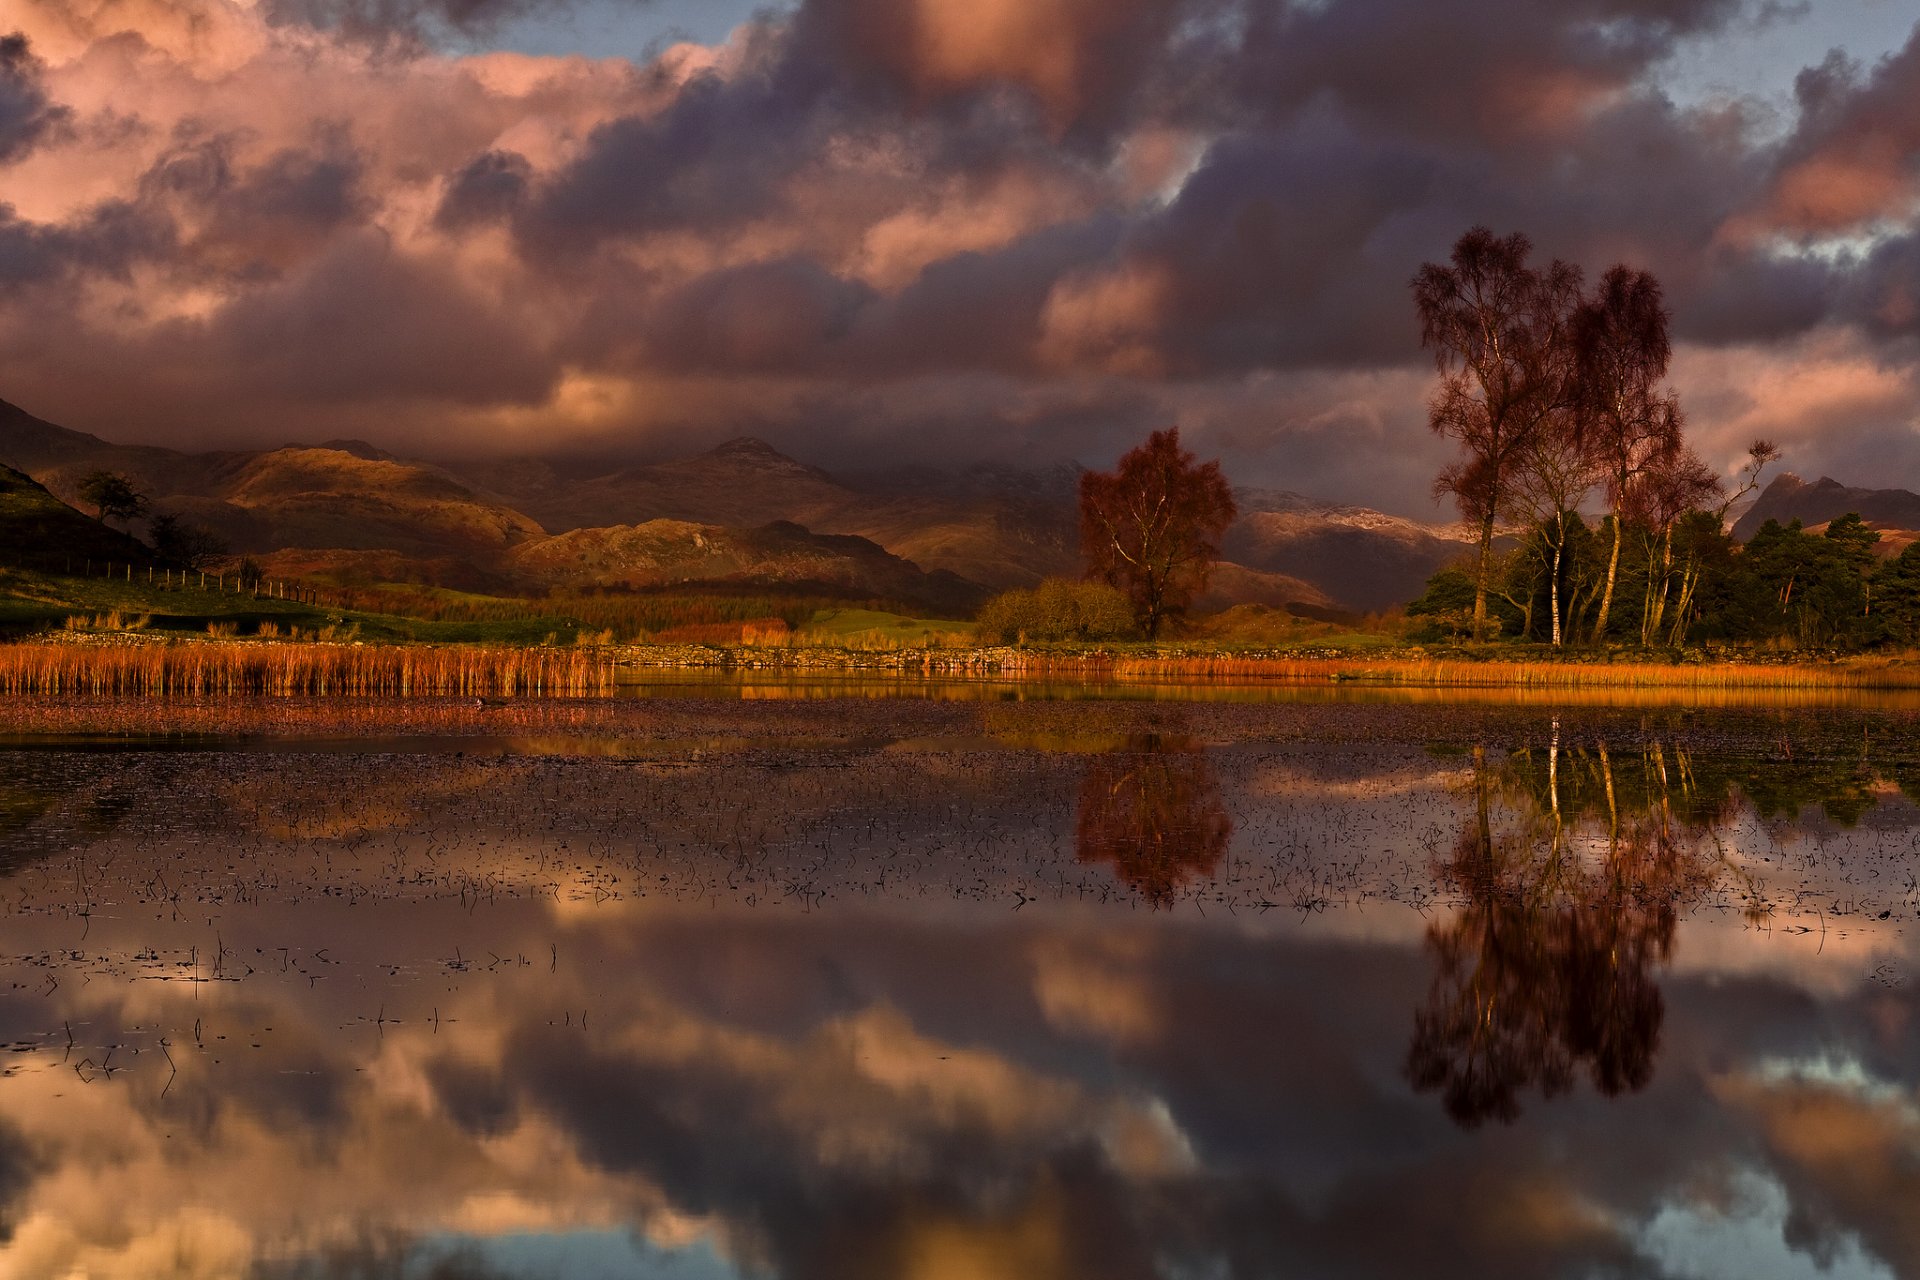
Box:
(1224, 489), (1478, 614)
(1733, 474), (1920, 543)
(448, 443), (1082, 590)
(0, 398), (256, 505)
(504, 519), (983, 612)
(195, 447), (547, 557)
(460, 437), (855, 531)
(1195, 562), (1336, 615)
(0, 396), (1479, 614)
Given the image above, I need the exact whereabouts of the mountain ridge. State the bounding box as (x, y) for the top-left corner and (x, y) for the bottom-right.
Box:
(1732, 473), (1920, 543)
(0, 396), (1476, 614)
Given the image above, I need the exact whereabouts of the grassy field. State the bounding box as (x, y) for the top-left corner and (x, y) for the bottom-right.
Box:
(0, 569), (343, 637)
(13, 564), (1920, 698)
(1, 564), (990, 643)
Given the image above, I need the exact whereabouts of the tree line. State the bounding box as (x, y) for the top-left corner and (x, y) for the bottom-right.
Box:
(1410, 226), (1920, 650)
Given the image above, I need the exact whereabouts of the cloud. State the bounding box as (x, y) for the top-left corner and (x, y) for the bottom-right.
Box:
(0, 0), (1916, 508)
(433, 148), (531, 229)
(259, 0), (622, 48)
(0, 34), (68, 164)
(1743, 29), (1920, 237)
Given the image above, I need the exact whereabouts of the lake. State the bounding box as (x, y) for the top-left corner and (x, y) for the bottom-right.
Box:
(0, 682), (1916, 1279)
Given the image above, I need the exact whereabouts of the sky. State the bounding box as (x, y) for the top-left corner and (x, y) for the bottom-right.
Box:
(2, 0), (1920, 516)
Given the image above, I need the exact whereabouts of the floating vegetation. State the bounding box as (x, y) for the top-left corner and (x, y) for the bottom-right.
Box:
(0, 640), (615, 697)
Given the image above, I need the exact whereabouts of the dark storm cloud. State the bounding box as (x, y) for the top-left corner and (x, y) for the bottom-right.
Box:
(260, 0), (629, 46)
(508, 0), (1818, 386)
(642, 256), (876, 372)
(514, 47), (815, 253)
(433, 149), (532, 230)
(1848, 231), (1920, 339)
(1226, 0), (1750, 141)
(203, 231), (556, 405)
(0, 34), (68, 165)
(6, 0), (1920, 500)
(0, 200), (173, 289)
(1750, 23), (1920, 235)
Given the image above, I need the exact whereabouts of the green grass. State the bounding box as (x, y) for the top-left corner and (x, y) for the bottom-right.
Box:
(0, 568), (601, 645)
(1289, 630), (1401, 653)
(0, 568), (972, 649)
(0, 569), (328, 635)
(799, 608), (961, 644)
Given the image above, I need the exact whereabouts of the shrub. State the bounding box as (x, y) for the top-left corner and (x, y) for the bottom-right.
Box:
(976, 579), (1138, 644)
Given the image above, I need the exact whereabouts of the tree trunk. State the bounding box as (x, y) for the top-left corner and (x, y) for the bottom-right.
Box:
(1473, 512), (1495, 641)
(1598, 741), (1618, 845)
(1549, 527), (1564, 647)
(1646, 530), (1674, 645)
(1593, 513), (1623, 643)
(1668, 565), (1700, 648)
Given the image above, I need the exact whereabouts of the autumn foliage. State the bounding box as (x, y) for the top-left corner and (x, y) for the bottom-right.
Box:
(1079, 429), (1237, 638)
(1075, 734), (1233, 907)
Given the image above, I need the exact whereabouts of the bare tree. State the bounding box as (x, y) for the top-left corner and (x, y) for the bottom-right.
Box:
(1079, 428), (1237, 639)
(1572, 266), (1684, 642)
(1415, 229), (1581, 641)
(1712, 439), (1782, 529)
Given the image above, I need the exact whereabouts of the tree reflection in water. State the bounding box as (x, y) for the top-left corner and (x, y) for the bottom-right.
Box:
(1076, 733), (1233, 907)
(1407, 728), (1732, 1128)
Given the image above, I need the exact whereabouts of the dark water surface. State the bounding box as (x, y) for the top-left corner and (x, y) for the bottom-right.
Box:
(1, 685), (1919, 1278)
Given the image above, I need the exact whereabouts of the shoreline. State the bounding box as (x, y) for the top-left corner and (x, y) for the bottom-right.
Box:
(6, 634), (1920, 694)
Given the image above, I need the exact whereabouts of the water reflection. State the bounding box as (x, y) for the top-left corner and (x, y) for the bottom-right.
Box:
(0, 703), (1915, 1277)
(1407, 734), (1735, 1127)
(1075, 733), (1233, 907)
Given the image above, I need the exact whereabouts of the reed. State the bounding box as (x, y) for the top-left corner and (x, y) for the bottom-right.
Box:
(0, 641), (616, 697)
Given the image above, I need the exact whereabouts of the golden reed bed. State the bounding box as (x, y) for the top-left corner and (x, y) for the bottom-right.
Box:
(0, 642), (615, 697)
(6, 639), (1919, 699)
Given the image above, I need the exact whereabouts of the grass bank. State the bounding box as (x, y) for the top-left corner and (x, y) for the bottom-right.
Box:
(605, 640), (1920, 689)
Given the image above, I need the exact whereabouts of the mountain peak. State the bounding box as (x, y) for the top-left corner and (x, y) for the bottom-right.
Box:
(707, 436), (789, 459)
(313, 439), (394, 462)
(1734, 472), (1920, 542)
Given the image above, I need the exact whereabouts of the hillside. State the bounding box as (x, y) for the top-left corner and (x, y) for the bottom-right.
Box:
(503, 519), (984, 613)
(2, 395), (1486, 614)
(463, 437), (855, 531)
(209, 448), (547, 557)
(0, 398), (256, 505)
(0, 464), (155, 573)
(1224, 489), (1478, 614)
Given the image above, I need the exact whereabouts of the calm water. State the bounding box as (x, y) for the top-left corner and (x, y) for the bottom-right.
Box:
(1, 685), (1918, 1279)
